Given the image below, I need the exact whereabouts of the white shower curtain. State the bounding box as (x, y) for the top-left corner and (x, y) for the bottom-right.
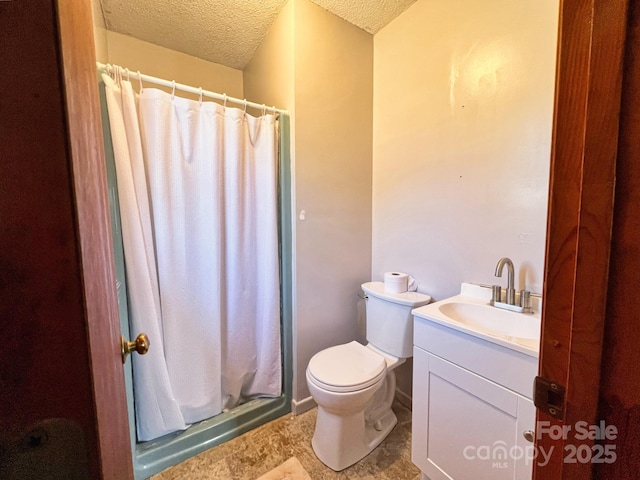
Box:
(102, 74), (282, 441)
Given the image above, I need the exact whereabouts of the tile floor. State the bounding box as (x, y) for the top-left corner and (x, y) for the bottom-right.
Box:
(151, 400), (421, 479)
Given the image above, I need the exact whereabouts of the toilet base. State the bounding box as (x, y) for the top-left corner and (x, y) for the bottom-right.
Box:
(311, 405), (397, 471)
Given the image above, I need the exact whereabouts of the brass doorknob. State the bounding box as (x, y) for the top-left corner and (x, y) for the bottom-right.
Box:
(121, 333), (150, 363)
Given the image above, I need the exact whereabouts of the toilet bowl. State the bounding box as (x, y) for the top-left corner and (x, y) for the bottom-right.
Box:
(305, 281), (432, 471)
(306, 341), (401, 471)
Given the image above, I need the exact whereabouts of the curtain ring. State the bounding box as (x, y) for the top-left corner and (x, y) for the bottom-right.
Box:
(137, 71), (144, 92)
(171, 80), (176, 99)
(223, 93), (227, 110)
(124, 68), (130, 82)
(243, 99), (248, 114)
(198, 87), (203, 105)
(262, 104), (266, 117)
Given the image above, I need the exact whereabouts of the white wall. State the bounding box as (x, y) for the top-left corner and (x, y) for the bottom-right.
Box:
(373, 0), (559, 302)
(91, 0), (108, 62)
(291, 0), (373, 406)
(106, 31), (243, 100)
(244, 1), (295, 113)
(373, 0), (559, 399)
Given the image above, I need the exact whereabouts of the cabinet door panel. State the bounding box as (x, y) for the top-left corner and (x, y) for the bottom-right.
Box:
(413, 347), (524, 480)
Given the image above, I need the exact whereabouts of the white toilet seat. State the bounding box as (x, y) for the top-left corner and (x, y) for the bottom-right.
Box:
(307, 341), (387, 393)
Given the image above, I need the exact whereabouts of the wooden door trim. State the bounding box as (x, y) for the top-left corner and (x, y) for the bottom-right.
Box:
(534, 0), (629, 478)
(55, 2), (133, 478)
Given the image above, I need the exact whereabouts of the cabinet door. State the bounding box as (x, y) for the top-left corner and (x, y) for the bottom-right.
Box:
(413, 347), (533, 480)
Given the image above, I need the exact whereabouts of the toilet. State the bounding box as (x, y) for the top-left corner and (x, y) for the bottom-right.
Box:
(306, 281), (431, 471)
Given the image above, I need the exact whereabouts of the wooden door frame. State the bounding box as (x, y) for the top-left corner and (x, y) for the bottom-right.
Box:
(55, 1), (133, 478)
(534, 0), (629, 479)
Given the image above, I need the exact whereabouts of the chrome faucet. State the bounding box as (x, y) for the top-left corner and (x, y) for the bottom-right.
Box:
(494, 257), (516, 305)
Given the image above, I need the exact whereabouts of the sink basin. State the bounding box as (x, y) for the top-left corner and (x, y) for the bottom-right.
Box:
(412, 284), (541, 354)
(438, 302), (540, 340)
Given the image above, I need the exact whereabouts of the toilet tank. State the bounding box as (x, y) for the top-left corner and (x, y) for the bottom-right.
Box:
(361, 281), (431, 358)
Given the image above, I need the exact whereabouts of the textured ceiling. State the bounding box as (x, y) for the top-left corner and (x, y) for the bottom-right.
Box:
(310, 0), (416, 34)
(100, 0), (417, 70)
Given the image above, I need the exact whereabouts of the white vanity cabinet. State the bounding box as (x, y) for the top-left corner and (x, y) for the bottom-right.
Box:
(412, 312), (539, 480)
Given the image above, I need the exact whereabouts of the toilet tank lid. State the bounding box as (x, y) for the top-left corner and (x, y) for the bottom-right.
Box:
(361, 281), (432, 307)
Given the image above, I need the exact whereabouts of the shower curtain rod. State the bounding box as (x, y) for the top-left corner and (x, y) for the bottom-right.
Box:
(97, 62), (288, 115)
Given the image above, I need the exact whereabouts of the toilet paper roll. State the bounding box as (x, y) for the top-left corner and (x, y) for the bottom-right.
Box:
(384, 272), (409, 293)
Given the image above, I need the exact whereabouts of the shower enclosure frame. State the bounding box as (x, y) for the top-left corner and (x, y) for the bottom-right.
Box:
(99, 82), (293, 478)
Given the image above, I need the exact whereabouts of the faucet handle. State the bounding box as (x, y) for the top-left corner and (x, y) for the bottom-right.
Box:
(520, 290), (532, 312)
(491, 285), (502, 304)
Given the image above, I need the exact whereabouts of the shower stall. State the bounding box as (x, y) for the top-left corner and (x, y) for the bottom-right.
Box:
(98, 68), (293, 478)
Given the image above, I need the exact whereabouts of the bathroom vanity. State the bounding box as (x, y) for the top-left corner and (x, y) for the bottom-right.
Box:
(411, 283), (540, 480)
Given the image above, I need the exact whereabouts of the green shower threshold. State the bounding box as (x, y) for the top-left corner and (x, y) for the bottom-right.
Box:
(134, 395), (290, 479)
